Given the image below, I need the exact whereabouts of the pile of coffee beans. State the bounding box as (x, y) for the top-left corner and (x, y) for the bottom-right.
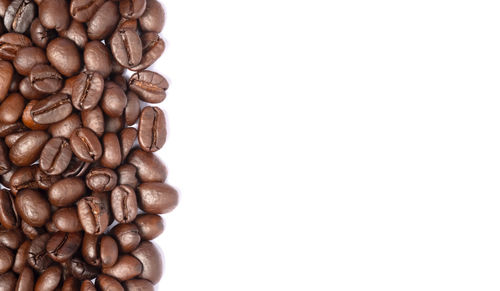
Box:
(0, 0), (177, 289)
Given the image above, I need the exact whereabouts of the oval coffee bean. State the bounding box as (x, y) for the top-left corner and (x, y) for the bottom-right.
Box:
(116, 164), (138, 188)
(72, 71), (104, 111)
(27, 233), (52, 272)
(138, 106), (166, 152)
(4, 0), (36, 33)
(69, 0), (105, 23)
(30, 18), (55, 49)
(48, 177), (85, 206)
(40, 137), (73, 175)
(102, 254), (142, 281)
(124, 91), (140, 126)
(19, 77), (46, 100)
(139, 0), (164, 33)
(0, 61), (13, 101)
(0, 33), (32, 61)
(87, 1), (119, 40)
(111, 185), (137, 223)
(10, 131), (49, 167)
(70, 257), (99, 280)
(52, 207), (83, 232)
(30, 93), (72, 124)
(129, 70), (168, 103)
(70, 127), (102, 162)
(0, 246), (13, 273)
(29, 64), (63, 94)
(81, 106), (104, 137)
(110, 223), (140, 253)
(14, 46), (48, 76)
(134, 213), (163, 240)
(0, 227), (23, 249)
(119, 0), (146, 19)
(15, 189), (50, 227)
(48, 113), (82, 139)
(85, 167), (117, 192)
(0, 190), (18, 229)
(34, 264), (62, 291)
(131, 241), (162, 284)
(127, 149), (167, 182)
(46, 231), (82, 262)
(137, 182), (178, 214)
(101, 133), (122, 169)
(119, 127), (137, 161)
(77, 196), (108, 235)
(82, 233), (100, 267)
(39, 0), (70, 31)
(46, 38), (81, 77)
(97, 275), (124, 291)
(15, 266), (34, 291)
(83, 41), (111, 78)
(110, 28), (142, 68)
(130, 32), (165, 71)
(0, 93), (24, 124)
(100, 235), (118, 268)
(100, 81), (127, 117)
(12, 240), (30, 273)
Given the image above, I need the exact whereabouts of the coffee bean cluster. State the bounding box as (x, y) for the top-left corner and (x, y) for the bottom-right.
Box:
(0, 0), (177, 289)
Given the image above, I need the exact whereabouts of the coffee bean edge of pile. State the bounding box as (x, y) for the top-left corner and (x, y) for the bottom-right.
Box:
(0, 0), (176, 289)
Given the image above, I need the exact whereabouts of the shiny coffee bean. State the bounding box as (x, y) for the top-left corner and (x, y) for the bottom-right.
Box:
(97, 274), (124, 291)
(117, 164), (138, 188)
(39, 0), (70, 31)
(0, 227), (23, 249)
(48, 113), (82, 139)
(0, 189), (18, 229)
(102, 254), (142, 281)
(4, 0), (36, 33)
(12, 240), (30, 273)
(22, 100), (49, 130)
(105, 115), (125, 133)
(0, 121), (26, 137)
(30, 93), (72, 124)
(15, 266), (35, 291)
(87, 1), (120, 40)
(138, 106), (166, 152)
(14, 46), (48, 76)
(101, 81), (127, 117)
(34, 264), (62, 291)
(100, 235), (118, 268)
(0, 93), (25, 124)
(48, 177), (86, 206)
(119, 0), (146, 19)
(110, 223), (140, 253)
(84, 41), (112, 78)
(110, 28), (142, 68)
(5, 132), (27, 148)
(77, 196), (108, 235)
(0, 246), (14, 273)
(111, 185), (137, 223)
(86, 167), (117, 192)
(46, 231), (82, 262)
(72, 71), (104, 111)
(82, 233), (100, 267)
(46, 38), (81, 77)
(29, 64), (63, 94)
(40, 137), (73, 175)
(52, 207), (83, 232)
(137, 182), (178, 214)
(130, 32), (165, 71)
(139, 0), (164, 33)
(101, 133), (122, 168)
(27, 233), (53, 272)
(19, 77), (46, 100)
(81, 106), (104, 137)
(134, 213), (163, 240)
(127, 149), (167, 182)
(70, 127), (102, 162)
(0, 33), (32, 61)
(9, 166), (38, 195)
(70, 257), (99, 280)
(69, 0), (105, 23)
(30, 18), (55, 49)
(9, 130), (49, 166)
(15, 189), (51, 227)
(129, 70), (168, 103)
(131, 241), (162, 283)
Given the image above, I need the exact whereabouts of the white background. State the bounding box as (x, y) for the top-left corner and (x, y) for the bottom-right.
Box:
(155, 1), (500, 290)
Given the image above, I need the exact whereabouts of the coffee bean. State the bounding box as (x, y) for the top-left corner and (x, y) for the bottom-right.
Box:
(138, 106), (166, 152)
(15, 266), (35, 290)
(130, 32), (165, 71)
(10, 130), (49, 166)
(111, 185), (137, 223)
(116, 163), (138, 188)
(52, 207), (83, 232)
(70, 257), (99, 280)
(110, 28), (142, 68)
(82, 233), (100, 267)
(0, 32), (32, 61)
(101, 81), (127, 117)
(77, 196), (108, 235)
(110, 223), (140, 253)
(86, 167), (117, 192)
(22, 100), (49, 130)
(16, 189), (51, 227)
(69, 127), (102, 162)
(0, 93), (24, 124)
(81, 106), (104, 137)
(48, 113), (82, 139)
(12, 240), (30, 273)
(46, 38), (81, 77)
(0, 189), (18, 229)
(124, 91), (140, 126)
(119, 0), (146, 19)
(105, 115), (125, 133)
(72, 71), (104, 111)
(48, 177), (85, 206)
(81, 280), (97, 291)
(46, 231), (82, 262)
(59, 20), (87, 49)
(84, 41), (111, 78)
(139, 0), (164, 33)
(34, 264), (62, 291)
(19, 77), (46, 100)
(102, 254), (142, 281)
(29, 64), (63, 94)
(100, 235), (118, 268)
(129, 70), (168, 103)
(97, 274), (124, 291)
(30, 18), (56, 49)
(39, 0), (70, 32)
(14, 46), (48, 76)
(0, 227), (23, 249)
(30, 93), (72, 124)
(0, 121), (26, 137)
(137, 182), (178, 214)
(127, 149), (167, 182)
(0, 61), (13, 101)
(70, 0), (105, 23)
(101, 133), (122, 169)
(9, 166), (38, 195)
(28, 233), (53, 272)
(133, 213), (163, 240)
(0, 245), (13, 273)
(131, 241), (162, 283)
(40, 137), (73, 175)
(4, 0), (36, 33)
(87, 1), (120, 40)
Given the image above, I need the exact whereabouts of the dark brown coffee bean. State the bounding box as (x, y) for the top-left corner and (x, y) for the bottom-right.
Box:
(39, 0), (70, 31)
(111, 185), (137, 223)
(0, 32), (32, 61)
(77, 196), (108, 235)
(0, 61), (13, 101)
(81, 106), (104, 137)
(0, 272), (16, 290)
(129, 70), (168, 103)
(9, 130), (49, 166)
(16, 189), (50, 227)
(102, 254), (142, 281)
(30, 93), (72, 124)
(46, 232), (82, 262)
(27, 233), (52, 272)
(110, 223), (140, 253)
(15, 267), (34, 291)
(0, 140), (10, 174)
(119, 0), (146, 19)
(48, 177), (85, 206)
(30, 18), (56, 49)
(86, 167), (117, 192)
(9, 166), (38, 195)
(48, 113), (82, 139)
(70, 257), (99, 280)
(97, 275), (124, 291)
(40, 137), (73, 176)
(83, 41), (112, 78)
(101, 81), (127, 117)
(139, 0), (164, 33)
(138, 106), (166, 152)
(127, 149), (167, 182)
(35, 166), (60, 190)
(22, 100), (49, 130)
(105, 115), (125, 133)
(70, 127), (103, 162)
(101, 133), (122, 169)
(0, 93), (24, 124)
(4, 0), (36, 33)
(46, 38), (81, 77)
(12, 240), (30, 273)
(130, 32), (165, 71)
(91, 191), (112, 226)
(0, 165), (16, 188)
(59, 20), (87, 49)
(87, 1), (120, 40)
(0, 189), (18, 229)
(100, 235), (118, 268)
(0, 227), (23, 249)
(21, 220), (41, 240)
(81, 280), (97, 291)
(123, 279), (154, 291)
(82, 233), (100, 267)
(34, 264), (62, 291)
(110, 28), (142, 68)
(116, 164), (138, 188)
(53, 207), (83, 233)
(72, 71), (104, 111)
(62, 156), (90, 178)
(0, 121), (26, 137)
(134, 213), (163, 240)
(19, 77), (45, 100)
(29, 64), (63, 94)
(8, 72), (21, 92)
(0, 246), (13, 273)
(131, 241), (162, 283)
(124, 91), (140, 126)
(62, 277), (80, 291)
(119, 127), (136, 161)
(137, 182), (178, 214)
(5, 132), (27, 148)
(69, 0), (105, 23)
(14, 47), (48, 76)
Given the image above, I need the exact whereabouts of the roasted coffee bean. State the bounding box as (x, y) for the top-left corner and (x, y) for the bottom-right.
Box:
(110, 28), (142, 68)
(0, 245), (14, 273)
(45, 219), (59, 233)
(14, 46), (48, 76)
(19, 77), (46, 100)
(110, 223), (140, 253)
(77, 196), (108, 235)
(0, 32), (32, 61)
(9, 130), (49, 166)
(111, 185), (137, 223)
(87, 1), (120, 40)
(0, 140), (10, 174)
(69, 0), (105, 23)
(62, 277), (80, 291)
(91, 191), (112, 226)
(105, 115), (125, 133)
(30, 93), (72, 124)
(35, 166), (60, 189)
(15, 266), (35, 291)
(22, 100), (49, 130)
(117, 164), (138, 188)
(72, 71), (104, 111)
(119, 0), (146, 19)
(30, 18), (56, 49)
(81, 106), (104, 137)
(12, 240), (31, 273)
(15, 189), (51, 227)
(86, 167), (117, 192)
(27, 233), (52, 272)
(131, 241), (162, 284)
(124, 279), (154, 291)
(46, 38), (81, 77)
(130, 32), (165, 71)
(101, 133), (122, 168)
(70, 127), (102, 162)
(139, 0), (164, 33)
(60, 75), (78, 95)
(39, 0), (70, 32)
(84, 40), (112, 78)
(0, 165), (16, 188)
(137, 182), (178, 214)
(0, 189), (18, 229)
(62, 156), (90, 178)
(70, 257), (99, 280)
(46, 232), (82, 262)
(21, 220), (41, 240)
(48, 177), (85, 206)
(0, 227), (23, 249)
(127, 149), (167, 182)
(97, 274), (124, 291)
(5, 131), (27, 148)
(138, 106), (166, 152)
(29, 64), (63, 94)
(40, 137), (73, 175)
(81, 280), (97, 291)
(48, 113), (82, 139)
(0, 61), (13, 101)
(100, 235), (118, 268)
(101, 81), (127, 117)
(0, 93), (25, 124)
(34, 264), (62, 291)
(10, 166), (38, 195)
(59, 20), (87, 49)
(129, 70), (168, 103)
(81, 233), (100, 267)
(133, 214), (163, 240)
(4, 0), (36, 33)
(102, 254), (142, 281)
(52, 207), (83, 233)
(124, 91), (140, 126)
(119, 127), (136, 161)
